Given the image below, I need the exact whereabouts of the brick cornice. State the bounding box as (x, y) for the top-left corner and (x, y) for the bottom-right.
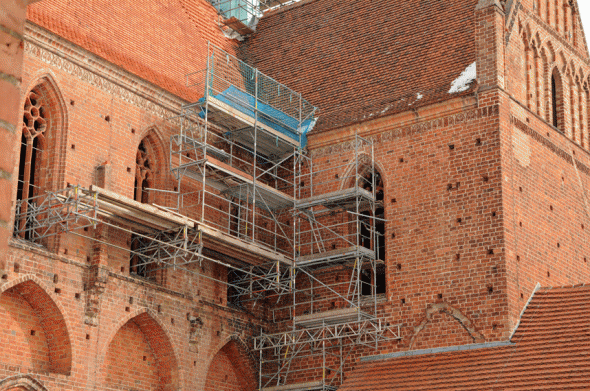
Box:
(310, 104), (499, 158)
(24, 22), (187, 121)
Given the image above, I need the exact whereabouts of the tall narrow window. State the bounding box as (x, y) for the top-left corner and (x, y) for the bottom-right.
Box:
(552, 75), (558, 128)
(134, 140), (153, 203)
(551, 69), (564, 132)
(130, 137), (157, 278)
(15, 88), (48, 240)
(359, 168), (386, 296)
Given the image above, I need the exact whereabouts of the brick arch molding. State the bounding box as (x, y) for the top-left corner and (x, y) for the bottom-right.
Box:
(136, 125), (168, 174)
(408, 302), (485, 349)
(0, 274), (73, 375)
(0, 374), (48, 391)
(338, 152), (388, 192)
(98, 307), (180, 390)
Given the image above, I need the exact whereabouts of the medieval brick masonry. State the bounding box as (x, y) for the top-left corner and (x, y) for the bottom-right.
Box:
(1, 0), (590, 390)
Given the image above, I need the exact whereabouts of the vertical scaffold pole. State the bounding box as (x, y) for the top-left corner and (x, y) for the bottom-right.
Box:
(372, 140), (377, 316)
(202, 43), (211, 224)
(259, 329), (263, 391)
(252, 68), (258, 242)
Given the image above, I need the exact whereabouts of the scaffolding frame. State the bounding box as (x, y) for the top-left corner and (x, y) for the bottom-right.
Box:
(12, 42), (398, 391)
(12, 185), (294, 299)
(251, 133), (396, 391)
(255, 319), (401, 390)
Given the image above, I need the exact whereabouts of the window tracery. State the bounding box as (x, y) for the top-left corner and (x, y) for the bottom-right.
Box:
(130, 136), (158, 279)
(15, 88), (50, 240)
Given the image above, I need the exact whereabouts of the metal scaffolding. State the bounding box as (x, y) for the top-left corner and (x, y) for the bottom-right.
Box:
(12, 42), (399, 391)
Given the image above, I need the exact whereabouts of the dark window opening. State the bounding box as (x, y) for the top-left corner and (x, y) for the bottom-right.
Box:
(129, 233), (148, 277)
(375, 264), (386, 294)
(359, 170), (385, 260)
(552, 74), (558, 129)
(130, 138), (156, 280)
(227, 268), (245, 309)
(361, 268), (371, 296)
(361, 264), (386, 296)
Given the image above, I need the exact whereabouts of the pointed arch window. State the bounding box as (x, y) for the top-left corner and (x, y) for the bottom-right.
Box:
(13, 79), (66, 244)
(130, 136), (158, 279)
(17, 88), (47, 203)
(15, 87), (50, 241)
(134, 139), (154, 204)
(551, 69), (564, 132)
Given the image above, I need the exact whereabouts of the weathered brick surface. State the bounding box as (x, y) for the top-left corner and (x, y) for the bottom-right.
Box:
(2, 0), (590, 390)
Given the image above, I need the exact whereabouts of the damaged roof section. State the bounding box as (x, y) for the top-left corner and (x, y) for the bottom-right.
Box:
(241, 0), (479, 131)
(339, 284), (590, 390)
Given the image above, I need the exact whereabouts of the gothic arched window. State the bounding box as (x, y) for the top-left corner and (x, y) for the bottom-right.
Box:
(130, 136), (158, 279)
(17, 88), (47, 205)
(134, 139), (154, 204)
(14, 78), (66, 244)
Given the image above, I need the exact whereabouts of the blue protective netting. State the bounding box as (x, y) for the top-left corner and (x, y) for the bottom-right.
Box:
(199, 86), (316, 148)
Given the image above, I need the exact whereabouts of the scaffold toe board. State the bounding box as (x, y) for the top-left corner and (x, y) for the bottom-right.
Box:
(262, 382), (338, 391)
(295, 187), (375, 210)
(294, 308), (372, 328)
(297, 246), (376, 267)
(87, 185), (194, 231)
(198, 223), (291, 265)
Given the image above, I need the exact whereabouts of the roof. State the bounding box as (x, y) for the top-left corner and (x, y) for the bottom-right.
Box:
(339, 284), (590, 390)
(27, 0), (237, 101)
(240, 0), (479, 131)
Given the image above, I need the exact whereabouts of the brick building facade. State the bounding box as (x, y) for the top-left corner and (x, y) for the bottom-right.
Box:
(1, 0), (590, 390)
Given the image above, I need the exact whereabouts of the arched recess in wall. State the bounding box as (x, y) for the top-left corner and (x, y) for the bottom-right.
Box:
(551, 67), (564, 132)
(100, 309), (179, 391)
(521, 29), (532, 107)
(341, 155), (386, 295)
(0, 276), (72, 375)
(14, 75), (67, 242)
(408, 302), (485, 350)
(0, 374), (48, 391)
(204, 337), (257, 391)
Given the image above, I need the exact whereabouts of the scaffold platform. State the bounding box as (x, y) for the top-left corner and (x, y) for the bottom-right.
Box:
(295, 187), (374, 210)
(296, 246), (376, 267)
(294, 308), (372, 328)
(262, 382), (337, 391)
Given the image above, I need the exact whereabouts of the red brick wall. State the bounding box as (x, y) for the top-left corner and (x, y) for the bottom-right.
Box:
(102, 320), (160, 390)
(204, 349), (244, 391)
(502, 1), (590, 328)
(0, 288), (50, 373)
(3, 1), (590, 390)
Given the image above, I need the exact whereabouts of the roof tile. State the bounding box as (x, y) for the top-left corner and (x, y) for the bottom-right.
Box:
(241, 0), (479, 131)
(339, 285), (590, 391)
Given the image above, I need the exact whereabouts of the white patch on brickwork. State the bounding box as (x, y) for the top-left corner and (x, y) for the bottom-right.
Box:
(416, 93), (423, 100)
(513, 127), (531, 167)
(449, 62), (477, 94)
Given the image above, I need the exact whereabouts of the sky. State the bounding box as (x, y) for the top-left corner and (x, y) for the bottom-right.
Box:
(580, 2), (590, 47)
